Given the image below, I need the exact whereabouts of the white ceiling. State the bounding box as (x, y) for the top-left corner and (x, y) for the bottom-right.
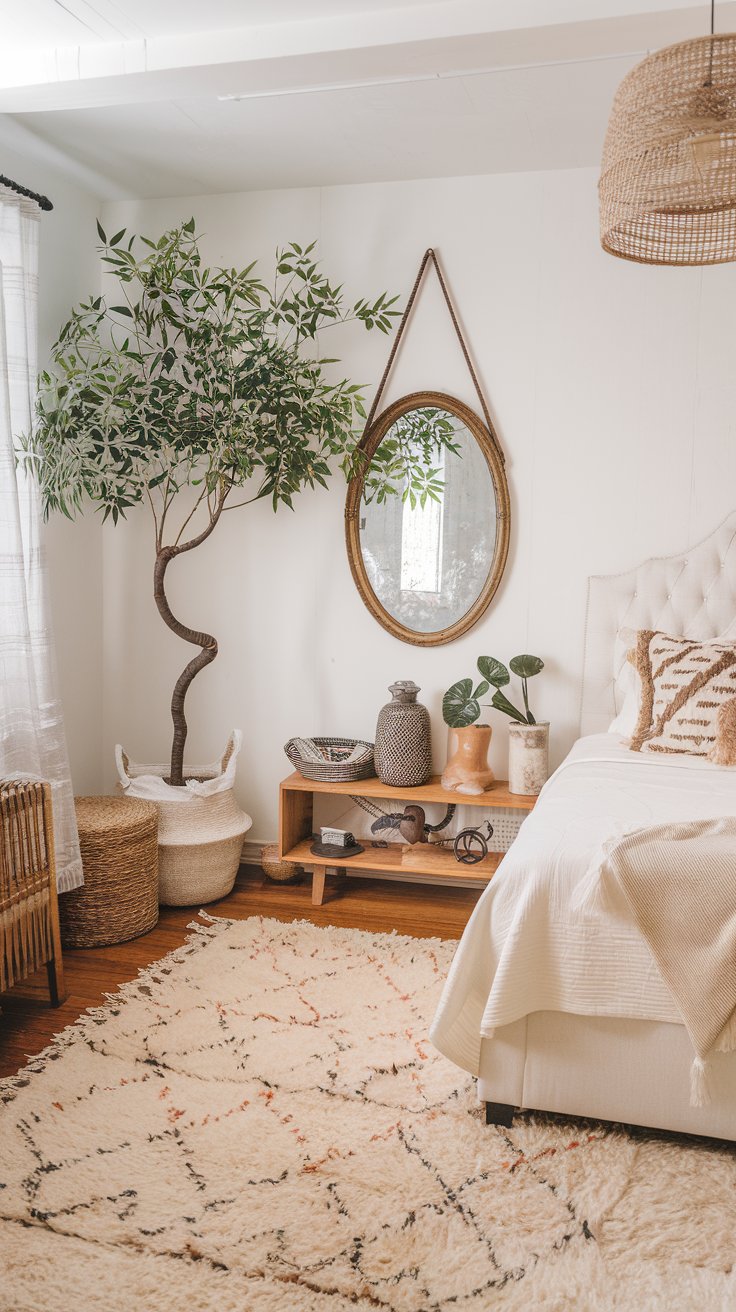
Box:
(3, 0), (440, 44)
(2, 1), (734, 199)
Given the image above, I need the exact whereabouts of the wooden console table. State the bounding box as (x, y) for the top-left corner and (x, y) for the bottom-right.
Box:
(278, 773), (537, 906)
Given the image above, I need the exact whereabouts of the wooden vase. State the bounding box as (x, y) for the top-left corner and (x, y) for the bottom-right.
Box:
(441, 724), (495, 796)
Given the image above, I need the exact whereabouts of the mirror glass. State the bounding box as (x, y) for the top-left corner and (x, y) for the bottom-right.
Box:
(357, 404), (499, 636)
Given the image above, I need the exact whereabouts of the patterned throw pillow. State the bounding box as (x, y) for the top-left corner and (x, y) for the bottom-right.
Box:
(630, 630), (736, 764)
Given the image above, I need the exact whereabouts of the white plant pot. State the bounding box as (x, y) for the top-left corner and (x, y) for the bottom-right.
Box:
(115, 732), (252, 906)
(508, 721), (549, 796)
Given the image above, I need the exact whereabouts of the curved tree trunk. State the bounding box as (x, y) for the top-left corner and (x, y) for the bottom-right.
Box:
(153, 545), (219, 787)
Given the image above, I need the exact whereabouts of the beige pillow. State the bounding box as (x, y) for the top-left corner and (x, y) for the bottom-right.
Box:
(630, 630), (736, 764)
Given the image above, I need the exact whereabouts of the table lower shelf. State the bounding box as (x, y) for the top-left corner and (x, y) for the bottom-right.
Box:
(282, 838), (501, 905)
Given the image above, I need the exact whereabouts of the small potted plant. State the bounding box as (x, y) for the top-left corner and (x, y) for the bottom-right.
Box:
(486, 654), (547, 795)
(442, 655), (546, 796)
(441, 657), (501, 795)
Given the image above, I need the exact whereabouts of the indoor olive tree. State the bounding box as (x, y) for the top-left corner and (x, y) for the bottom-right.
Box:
(22, 221), (402, 785)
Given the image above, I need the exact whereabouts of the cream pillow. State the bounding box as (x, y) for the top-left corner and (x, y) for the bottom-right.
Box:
(609, 656), (641, 736)
(630, 630), (736, 764)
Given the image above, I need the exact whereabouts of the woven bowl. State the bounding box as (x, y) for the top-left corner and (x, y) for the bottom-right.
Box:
(260, 843), (301, 883)
(284, 736), (375, 783)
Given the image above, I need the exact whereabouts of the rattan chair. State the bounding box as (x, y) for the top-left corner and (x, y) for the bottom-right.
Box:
(0, 779), (66, 1005)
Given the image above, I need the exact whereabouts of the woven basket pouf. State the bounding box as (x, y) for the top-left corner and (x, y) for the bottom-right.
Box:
(60, 796), (159, 948)
(260, 843), (301, 884)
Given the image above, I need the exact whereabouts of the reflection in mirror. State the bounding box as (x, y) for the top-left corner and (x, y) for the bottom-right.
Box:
(358, 406), (497, 636)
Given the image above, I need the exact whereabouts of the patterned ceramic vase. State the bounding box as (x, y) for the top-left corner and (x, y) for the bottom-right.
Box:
(374, 681), (432, 787)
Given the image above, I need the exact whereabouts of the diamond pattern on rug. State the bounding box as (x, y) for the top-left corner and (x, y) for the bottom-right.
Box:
(1, 914), (736, 1312)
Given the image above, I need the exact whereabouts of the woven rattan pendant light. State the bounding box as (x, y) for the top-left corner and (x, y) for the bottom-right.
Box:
(600, 3), (736, 265)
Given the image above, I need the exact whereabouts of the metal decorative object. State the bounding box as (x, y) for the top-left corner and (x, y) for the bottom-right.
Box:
(347, 792), (493, 864)
(421, 817), (495, 864)
(600, 9), (736, 266)
(374, 681), (432, 787)
(353, 798), (456, 845)
(451, 821), (495, 865)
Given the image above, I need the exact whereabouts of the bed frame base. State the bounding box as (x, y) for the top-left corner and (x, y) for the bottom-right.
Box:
(485, 1101), (516, 1128)
(479, 1013), (736, 1141)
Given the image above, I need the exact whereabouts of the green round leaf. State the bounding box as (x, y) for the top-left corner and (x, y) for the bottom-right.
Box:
(491, 688), (528, 722)
(443, 678), (480, 728)
(509, 654), (544, 679)
(477, 656), (509, 688)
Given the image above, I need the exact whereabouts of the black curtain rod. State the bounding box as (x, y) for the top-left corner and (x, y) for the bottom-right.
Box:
(0, 174), (53, 212)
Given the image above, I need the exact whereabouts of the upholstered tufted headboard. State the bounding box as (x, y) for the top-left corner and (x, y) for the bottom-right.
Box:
(580, 512), (736, 737)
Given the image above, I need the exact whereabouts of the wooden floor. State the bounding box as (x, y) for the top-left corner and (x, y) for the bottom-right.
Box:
(0, 865), (481, 1079)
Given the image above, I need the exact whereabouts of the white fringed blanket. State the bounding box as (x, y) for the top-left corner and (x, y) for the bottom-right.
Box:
(431, 735), (736, 1093)
(601, 818), (736, 1105)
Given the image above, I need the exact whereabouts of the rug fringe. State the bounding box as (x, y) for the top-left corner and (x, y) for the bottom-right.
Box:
(0, 914), (451, 1101)
(0, 911), (232, 1101)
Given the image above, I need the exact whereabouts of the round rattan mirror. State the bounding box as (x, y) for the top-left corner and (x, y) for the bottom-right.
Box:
(345, 391), (510, 646)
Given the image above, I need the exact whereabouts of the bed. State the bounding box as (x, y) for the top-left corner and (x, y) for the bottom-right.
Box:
(430, 513), (736, 1139)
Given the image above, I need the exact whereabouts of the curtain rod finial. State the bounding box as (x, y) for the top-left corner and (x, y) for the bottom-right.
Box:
(0, 175), (53, 212)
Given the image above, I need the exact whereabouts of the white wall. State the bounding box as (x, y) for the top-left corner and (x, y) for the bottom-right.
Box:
(0, 119), (103, 793)
(99, 168), (736, 840)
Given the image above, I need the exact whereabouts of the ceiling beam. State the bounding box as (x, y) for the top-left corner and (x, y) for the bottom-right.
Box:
(1, 2), (731, 113)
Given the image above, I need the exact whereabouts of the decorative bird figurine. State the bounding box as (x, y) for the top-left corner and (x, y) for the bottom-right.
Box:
(369, 803), (455, 846)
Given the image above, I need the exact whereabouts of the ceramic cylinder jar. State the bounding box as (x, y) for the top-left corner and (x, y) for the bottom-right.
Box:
(374, 681), (432, 787)
(508, 721), (549, 796)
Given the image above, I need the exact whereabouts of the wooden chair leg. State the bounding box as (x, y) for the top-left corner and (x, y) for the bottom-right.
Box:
(46, 954), (67, 1007)
(42, 783), (68, 1007)
(485, 1101), (515, 1128)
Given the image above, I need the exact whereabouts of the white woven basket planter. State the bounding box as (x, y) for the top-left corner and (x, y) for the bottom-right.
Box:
(115, 732), (252, 907)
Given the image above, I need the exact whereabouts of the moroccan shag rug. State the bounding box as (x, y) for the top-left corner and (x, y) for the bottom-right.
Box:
(1, 916), (735, 1312)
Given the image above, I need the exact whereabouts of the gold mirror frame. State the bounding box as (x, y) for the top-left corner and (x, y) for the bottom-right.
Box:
(345, 390), (510, 647)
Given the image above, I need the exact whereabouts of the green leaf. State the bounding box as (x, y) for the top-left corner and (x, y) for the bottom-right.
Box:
(490, 689), (527, 723)
(472, 680), (490, 700)
(442, 679), (480, 729)
(509, 654), (544, 679)
(28, 224), (405, 560)
(477, 656), (509, 688)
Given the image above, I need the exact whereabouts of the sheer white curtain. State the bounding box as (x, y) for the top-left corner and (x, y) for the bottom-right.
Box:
(0, 185), (82, 891)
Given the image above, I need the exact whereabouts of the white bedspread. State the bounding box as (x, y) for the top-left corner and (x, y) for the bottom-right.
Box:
(430, 733), (736, 1076)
